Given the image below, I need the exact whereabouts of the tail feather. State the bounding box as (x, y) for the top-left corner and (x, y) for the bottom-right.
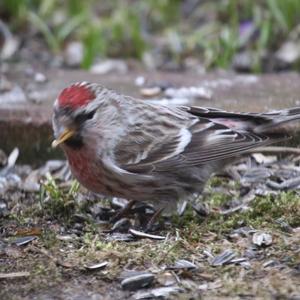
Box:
(184, 106), (300, 135)
(255, 108), (300, 133)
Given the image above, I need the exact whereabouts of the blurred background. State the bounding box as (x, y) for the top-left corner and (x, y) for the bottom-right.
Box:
(1, 0), (300, 163)
(1, 0), (300, 73)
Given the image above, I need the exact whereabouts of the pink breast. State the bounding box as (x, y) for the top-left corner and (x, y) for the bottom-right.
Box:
(64, 147), (105, 193)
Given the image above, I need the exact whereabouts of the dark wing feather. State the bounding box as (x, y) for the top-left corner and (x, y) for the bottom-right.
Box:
(115, 105), (293, 174)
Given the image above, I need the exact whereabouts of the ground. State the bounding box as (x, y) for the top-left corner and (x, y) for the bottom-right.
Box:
(1, 170), (299, 300)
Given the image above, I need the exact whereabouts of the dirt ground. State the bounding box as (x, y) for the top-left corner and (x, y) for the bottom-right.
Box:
(0, 166), (299, 300)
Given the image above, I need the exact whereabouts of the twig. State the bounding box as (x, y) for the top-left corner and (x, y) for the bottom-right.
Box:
(0, 272), (30, 279)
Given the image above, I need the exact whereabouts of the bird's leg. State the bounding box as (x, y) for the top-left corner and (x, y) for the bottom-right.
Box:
(145, 206), (165, 232)
(110, 199), (137, 223)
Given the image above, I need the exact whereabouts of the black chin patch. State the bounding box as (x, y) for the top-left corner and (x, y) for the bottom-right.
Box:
(64, 134), (84, 149)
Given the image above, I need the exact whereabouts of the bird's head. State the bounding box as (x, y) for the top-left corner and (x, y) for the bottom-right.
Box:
(52, 82), (99, 149)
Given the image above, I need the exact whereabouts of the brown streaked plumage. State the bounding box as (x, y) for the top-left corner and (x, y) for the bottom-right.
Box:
(52, 82), (300, 211)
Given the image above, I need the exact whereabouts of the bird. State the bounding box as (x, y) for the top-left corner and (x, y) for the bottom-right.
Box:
(52, 81), (300, 213)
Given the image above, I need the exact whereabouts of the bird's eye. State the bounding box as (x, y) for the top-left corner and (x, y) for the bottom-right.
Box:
(85, 111), (95, 120)
(75, 110), (96, 123)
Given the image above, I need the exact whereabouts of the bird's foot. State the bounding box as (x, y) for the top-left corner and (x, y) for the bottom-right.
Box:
(109, 199), (137, 223)
(109, 200), (165, 233)
(144, 206), (165, 232)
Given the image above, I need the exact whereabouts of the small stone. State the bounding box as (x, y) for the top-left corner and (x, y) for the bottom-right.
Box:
(121, 273), (154, 290)
(156, 272), (177, 287)
(132, 286), (182, 299)
(135, 76), (146, 86)
(64, 41), (84, 67)
(111, 197), (128, 209)
(90, 59), (128, 75)
(140, 86), (162, 97)
(34, 72), (47, 83)
(251, 153), (277, 165)
(232, 51), (253, 72)
(56, 235), (75, 241)
(0, 272), (30, 279)
(252, 232), (272, 247)
(164, 86), (212, 100)
(276, 41), (300, 64)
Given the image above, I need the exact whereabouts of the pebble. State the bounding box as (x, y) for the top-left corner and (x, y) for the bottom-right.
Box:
(276, 41), (300, 64)
(111, 197), (128, 209)
(90, 59), (128, 75)
(121, 273), (154, 290)
(135, 76), (146, 86)
(132, 286), (182, 299)
(140, 86), (162, 97)
(34, 72), (47, 83)
(64, 41), (84, 67)
(164, 86), (212, 100)
(252, 232), (273, 247)
(156, 272), (177, 287)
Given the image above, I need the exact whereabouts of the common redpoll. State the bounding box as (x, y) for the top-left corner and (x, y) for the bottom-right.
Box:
(52, 82), (300, 210)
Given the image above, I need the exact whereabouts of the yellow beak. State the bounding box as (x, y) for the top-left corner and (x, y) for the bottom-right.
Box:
(51, 128), (75, 148)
